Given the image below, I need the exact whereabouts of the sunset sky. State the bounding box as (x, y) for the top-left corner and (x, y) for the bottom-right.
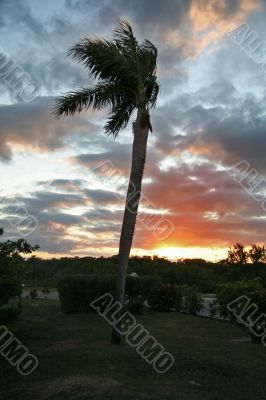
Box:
(1, 0), (266, 261)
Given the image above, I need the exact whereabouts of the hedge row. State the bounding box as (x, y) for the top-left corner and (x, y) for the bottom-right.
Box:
(57, 275), (116, 313)
(57, 275), (203, 315)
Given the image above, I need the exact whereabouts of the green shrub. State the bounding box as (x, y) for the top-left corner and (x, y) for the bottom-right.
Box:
(216, 279), (266, 320)
(149, 284), (182, 312)
(30, 288), (38, 299)
(0, 303), (21, 323)
(148, 283), (203, 315)
(181, 285), (203, 315)
(58, 274), (160, 315)
(0, 281), (22, 306)
(57, 275), (116, 313)
(126, 275), (160, 314)
(216, 279), (266, 343)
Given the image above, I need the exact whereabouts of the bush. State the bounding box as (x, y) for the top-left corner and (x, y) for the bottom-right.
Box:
(216, 279), (266, 343)
(182, 285), (203, 316)
(57, 275), (116, 313)
(0, 281), (22, 306)
(58, 274), (159, 315)
(216, 279), (266, 320)
(30, 288), (38, 299)
(0, 303), (21, 323)
(126, 275), (160, 314)
(149, 284), (183, 312)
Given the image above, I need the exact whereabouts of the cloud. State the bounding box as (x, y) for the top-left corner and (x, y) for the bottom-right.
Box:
(73, 143), (131, 172)
(164, 0), (262, 57)
(0, 0), (46, 40)
(1, 152), (265, 256)
(43, 178), (86, 192)
(0, 97), (95, 161)
(171, 92), (266, 173)
(135, 160), (266, 249)
(18, 191), (87, 211)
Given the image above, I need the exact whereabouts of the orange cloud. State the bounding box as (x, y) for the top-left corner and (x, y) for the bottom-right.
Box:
(164, 0), (261, 57)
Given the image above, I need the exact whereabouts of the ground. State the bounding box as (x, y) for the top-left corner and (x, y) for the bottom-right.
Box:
(0, 299), (266, 400)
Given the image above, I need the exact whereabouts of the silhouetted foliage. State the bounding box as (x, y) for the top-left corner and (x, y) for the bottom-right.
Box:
(227, 243), (248, 265)
(249, 244), (266, 264)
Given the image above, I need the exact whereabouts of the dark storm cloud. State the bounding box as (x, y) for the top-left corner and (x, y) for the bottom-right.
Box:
(41, 179), (86, 193)
(172, 92), (266, 173)
(64, 0), (191, 27)
(0, 0), (95, 97)
(64, 0), (255, 33)
(46, 178), (85, 187)
(41, 179), (123, 206)
(35, 235), (78, 254)
(112, 0), (191, 29)
(0, 0), (43, 37)
(20, 54), (89, 95)
(18, 191), (87, 211)
(194, 80), (237, 107)
(38, 179), (124, 207)
(0, 97), (93, 161)
(37, 211), (82, 226)
(83, 207), (122, 222)
(74, 143), (131, 171)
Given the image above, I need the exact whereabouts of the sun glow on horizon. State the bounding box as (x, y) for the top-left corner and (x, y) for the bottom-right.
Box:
(155, 246), (227, 262)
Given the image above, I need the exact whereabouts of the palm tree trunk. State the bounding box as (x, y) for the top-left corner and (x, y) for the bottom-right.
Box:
(111, 107), (149, 345)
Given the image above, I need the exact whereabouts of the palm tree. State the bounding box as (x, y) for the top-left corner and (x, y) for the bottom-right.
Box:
(54, 20), (159, 345)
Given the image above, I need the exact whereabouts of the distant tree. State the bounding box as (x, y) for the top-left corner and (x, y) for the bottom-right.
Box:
(227, 243), (248, 265)
(181, 258), (208, 266)
(249, 244), (266, 264)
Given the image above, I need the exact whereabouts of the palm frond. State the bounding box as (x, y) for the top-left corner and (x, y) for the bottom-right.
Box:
(145, 78), (160, 108)
(53, 83), (124, 117)
(69, 37), (138, 85)
(138, 39), (157, 82)
(141, 39), (158, 60)
(114, 22), (158, 89)
(105, 101), (135, 138)
(113, 19), (137, 53)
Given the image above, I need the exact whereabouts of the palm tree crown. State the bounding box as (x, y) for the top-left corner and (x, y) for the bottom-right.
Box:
(53, 20), (159, 137)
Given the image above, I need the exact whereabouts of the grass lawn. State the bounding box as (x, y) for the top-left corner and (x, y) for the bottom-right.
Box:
(1, 299), (266, 400)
